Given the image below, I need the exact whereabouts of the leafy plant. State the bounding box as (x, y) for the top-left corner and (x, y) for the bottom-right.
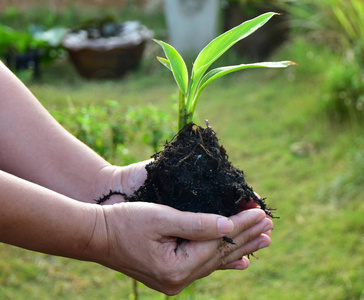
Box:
(0, 24), (67, 65)
(154, 12), (295, 130)
(0, 25), (47, 55)
(282, 0), (364, 57)
(125, 106), (174, 153)
(322, 60), (364, 122)
(282, 0), (364, 122)
(51, 101), (174, 164)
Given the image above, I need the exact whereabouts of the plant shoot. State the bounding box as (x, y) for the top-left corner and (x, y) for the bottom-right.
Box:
(154, 12), (296, 130)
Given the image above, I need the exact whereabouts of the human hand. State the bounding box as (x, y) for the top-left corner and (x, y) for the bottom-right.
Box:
(85, 202), (273, 295)
(216, 208), (272, 270)
(93, 160), (150, 205)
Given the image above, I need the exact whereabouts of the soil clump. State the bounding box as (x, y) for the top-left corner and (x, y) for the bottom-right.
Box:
(125, 122), (274, 218)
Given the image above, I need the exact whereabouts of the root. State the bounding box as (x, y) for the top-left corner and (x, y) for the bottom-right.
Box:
(176, 144), (198, 167)
(95, 190), (126, 204)
(247, 253), (259, 259)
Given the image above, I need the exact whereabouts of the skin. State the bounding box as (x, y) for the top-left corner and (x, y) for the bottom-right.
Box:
(0, 61), (273, 295)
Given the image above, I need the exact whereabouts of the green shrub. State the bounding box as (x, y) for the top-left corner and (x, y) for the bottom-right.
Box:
(329, 135), (364, 202)
(52, 100), (174, 165)
(125, 105), (175, 153)
(322, 59), (364, 122)
(344, 135), (364, 189)
(282, 0), (364, 51)
(281, 0), (364, 122)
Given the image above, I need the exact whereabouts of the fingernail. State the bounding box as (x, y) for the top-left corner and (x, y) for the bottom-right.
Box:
(218, 218), (234, 235)
(255, 211), (266, 224)
(262, 218), (273, 233)
(234, 263), (247, 270)
(258, 241), (270, 249)
(263, 224), (273, 233)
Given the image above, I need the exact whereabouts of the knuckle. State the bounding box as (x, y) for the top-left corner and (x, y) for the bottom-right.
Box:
(217, 240), (234, 267)
(243, 224), (265, 243)
(219, 255), (231, 268)
(245, 230), (258, 242)
(157, 269), (189, 295)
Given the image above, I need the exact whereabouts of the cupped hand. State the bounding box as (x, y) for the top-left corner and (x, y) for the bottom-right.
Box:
(216, 208), (273, 270)
(86, 202), (273, 296)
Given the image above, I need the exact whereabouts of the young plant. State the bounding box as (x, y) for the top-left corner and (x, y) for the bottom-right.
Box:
(154, 12), (296, 130)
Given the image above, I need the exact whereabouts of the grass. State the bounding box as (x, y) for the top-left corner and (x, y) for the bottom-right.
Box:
(1, 20), (364, 300)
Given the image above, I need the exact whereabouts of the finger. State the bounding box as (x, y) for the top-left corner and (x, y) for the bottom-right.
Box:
(168, 238), (226, 288)
(216, 215), (272, 267)
(227, 208), (267, 239)
(159, 208), (235, 241)
(175, 208), (267, 241)
(264, 214), (273, 236)
(220, 233), (271, 265)
(228, 217), (273, 249)
(178, 219), (271, 276)
(177, 209), (269, 271)
(219, 257), (250, 270)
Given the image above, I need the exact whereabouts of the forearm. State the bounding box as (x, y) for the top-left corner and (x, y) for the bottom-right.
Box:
(0, 61), (111, 202)
(0, 170), (104, 260)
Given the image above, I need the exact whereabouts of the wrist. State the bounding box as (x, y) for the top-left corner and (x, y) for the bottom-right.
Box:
(80, 204), (109, 264)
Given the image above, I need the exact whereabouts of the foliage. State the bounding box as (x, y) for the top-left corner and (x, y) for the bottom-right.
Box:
(0, 25), (45, 55)
(0, 4), (166, 40)
(322, 60), (364, 122)
(125, 105), (175, 153)
(0, 24), (67, 65)
(225, 0), (286, 4)
(0, 5), (89, 31)
(1, 4), (364, 300)
(154, 12), (295, 130)
(281, 0), (364, 121)
(1, 34), (363, 298)
(283, 0), (364, 53)
(2, 43), (364, 299)
(340, 134), (364, 191)
(51, 100), (174, 165)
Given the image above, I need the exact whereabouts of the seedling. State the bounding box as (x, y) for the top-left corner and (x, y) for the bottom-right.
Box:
(154, 12), (295, 130)
(96, 13), (295, 297)
(98, 12), (295, 222)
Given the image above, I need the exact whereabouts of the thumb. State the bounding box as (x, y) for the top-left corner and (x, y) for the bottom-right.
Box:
(161, 209), (234, 241)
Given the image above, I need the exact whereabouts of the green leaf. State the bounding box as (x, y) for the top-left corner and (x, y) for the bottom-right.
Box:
(189, 61), (296, 120)
(157, 56), (172, 71)
(187, 12), (279, 112)
(152, 12), (296, 131)
(192, 12), (278, 84)
(199, 61), (296, 93)
(153, 39), (189, 95)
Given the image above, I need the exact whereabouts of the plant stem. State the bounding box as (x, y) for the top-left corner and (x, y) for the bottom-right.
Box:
(132, 279), (139, 300)
(178, 90), (188, 130)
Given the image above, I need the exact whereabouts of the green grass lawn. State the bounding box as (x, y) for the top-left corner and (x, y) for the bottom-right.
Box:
(0, 37), (363, 299)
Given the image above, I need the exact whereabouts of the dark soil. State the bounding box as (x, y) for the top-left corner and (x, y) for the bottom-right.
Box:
(124, 122), (274, 218)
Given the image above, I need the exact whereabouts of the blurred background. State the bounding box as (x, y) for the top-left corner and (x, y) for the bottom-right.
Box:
(0, 0), (363, 299)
